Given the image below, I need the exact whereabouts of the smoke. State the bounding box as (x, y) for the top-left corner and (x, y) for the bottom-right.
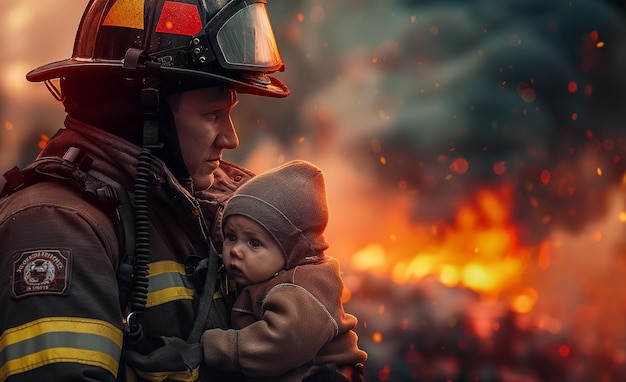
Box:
(232, 0), (626, 244)
(0, 0), (87, 169)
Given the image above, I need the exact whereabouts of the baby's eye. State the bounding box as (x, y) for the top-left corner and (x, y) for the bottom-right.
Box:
(250, 239), (262, 248)
(225, 233), (236, 242)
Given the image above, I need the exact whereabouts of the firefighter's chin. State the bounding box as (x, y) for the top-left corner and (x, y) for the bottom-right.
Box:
(191, 161), (219, 191)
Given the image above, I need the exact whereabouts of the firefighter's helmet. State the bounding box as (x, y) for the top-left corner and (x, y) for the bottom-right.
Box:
(26, 0), (289, 98)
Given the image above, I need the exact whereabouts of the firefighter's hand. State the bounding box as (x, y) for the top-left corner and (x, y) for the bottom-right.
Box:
(123, 335), (203, 379)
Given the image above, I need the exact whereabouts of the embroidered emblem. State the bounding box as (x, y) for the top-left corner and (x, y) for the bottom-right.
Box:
(11, 249), (71, 299)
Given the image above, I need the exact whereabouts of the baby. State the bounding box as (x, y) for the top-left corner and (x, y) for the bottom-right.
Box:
(202, 160), (367, 381)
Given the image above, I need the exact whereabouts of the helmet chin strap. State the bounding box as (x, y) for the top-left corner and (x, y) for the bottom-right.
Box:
(155, 101), (194, 193)
(140, 79), (163, 150)
(123, 48), (193, 190)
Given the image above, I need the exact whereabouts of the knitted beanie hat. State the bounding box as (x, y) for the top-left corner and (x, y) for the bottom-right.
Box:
(222, 160), (329, 269)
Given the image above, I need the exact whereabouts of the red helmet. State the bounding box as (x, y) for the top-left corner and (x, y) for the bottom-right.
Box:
(26, 0), (289, 97)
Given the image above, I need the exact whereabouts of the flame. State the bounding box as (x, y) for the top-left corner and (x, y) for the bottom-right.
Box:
(351, 185), (532, 300)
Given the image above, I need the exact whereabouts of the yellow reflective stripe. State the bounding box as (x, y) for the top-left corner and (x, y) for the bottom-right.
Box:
(0, 317), (122, 380)
(147, 286), (195, 307)
(0, 317), (122, 349)
(1, 348), (119, 380)
(146, 260), (195, 307)
(148, 260), (185, 276)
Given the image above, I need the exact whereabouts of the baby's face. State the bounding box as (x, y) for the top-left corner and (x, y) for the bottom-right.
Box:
(221, 215), (286, 286)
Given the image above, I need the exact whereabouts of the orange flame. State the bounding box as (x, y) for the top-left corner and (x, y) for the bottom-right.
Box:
(349, 185), (536, 310)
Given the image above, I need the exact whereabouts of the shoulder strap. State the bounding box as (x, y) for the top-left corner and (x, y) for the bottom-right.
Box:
(1, 147), (136, 310)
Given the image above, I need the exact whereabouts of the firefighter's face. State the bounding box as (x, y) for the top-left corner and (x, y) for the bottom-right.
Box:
(169, 87), (239, 190)
(221, 215), (286, 286)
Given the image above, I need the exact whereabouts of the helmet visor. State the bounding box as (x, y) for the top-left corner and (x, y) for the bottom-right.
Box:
(215, 3), (282, 71)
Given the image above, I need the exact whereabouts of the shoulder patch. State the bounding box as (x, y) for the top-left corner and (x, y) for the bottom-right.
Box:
(11, 249), (72, 299)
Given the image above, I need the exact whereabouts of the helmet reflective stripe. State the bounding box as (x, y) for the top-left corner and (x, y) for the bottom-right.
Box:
(214, 2), (282, 71)
(155, 2), (203, 36)
(102, 0), (145, 30)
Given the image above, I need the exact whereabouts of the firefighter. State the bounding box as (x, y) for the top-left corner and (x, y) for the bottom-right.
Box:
(0, 0), (288, 381)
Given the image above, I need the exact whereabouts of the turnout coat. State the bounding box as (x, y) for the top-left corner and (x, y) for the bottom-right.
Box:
(0, 117), (252, 382)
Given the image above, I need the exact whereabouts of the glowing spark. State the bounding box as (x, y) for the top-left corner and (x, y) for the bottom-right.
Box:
(38, 134), (50, 149)
(493, 161), (506, 175)
(597, 167), (602, 176)
(5, 121), (14, 131)
(378, 366), (391, 381)
(511, 292), (536, 313)
(593, 230), (602, 242)
(568, 81), (578, 93)
(372, 332), (383, 343)
(450, 158), (469, 174)
(520, 88), (536, 103)
(559, 345), (571, 357)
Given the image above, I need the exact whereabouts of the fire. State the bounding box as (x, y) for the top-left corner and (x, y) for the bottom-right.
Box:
(352, 185), (532, 300)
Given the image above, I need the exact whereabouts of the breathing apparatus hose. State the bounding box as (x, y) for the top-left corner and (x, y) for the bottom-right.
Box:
(131, 149), (152, 312)
(124, 73), (161, 343)
(125, 148), (154, 344)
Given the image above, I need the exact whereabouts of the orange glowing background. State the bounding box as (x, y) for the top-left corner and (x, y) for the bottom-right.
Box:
(2, 1), (626, 381)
